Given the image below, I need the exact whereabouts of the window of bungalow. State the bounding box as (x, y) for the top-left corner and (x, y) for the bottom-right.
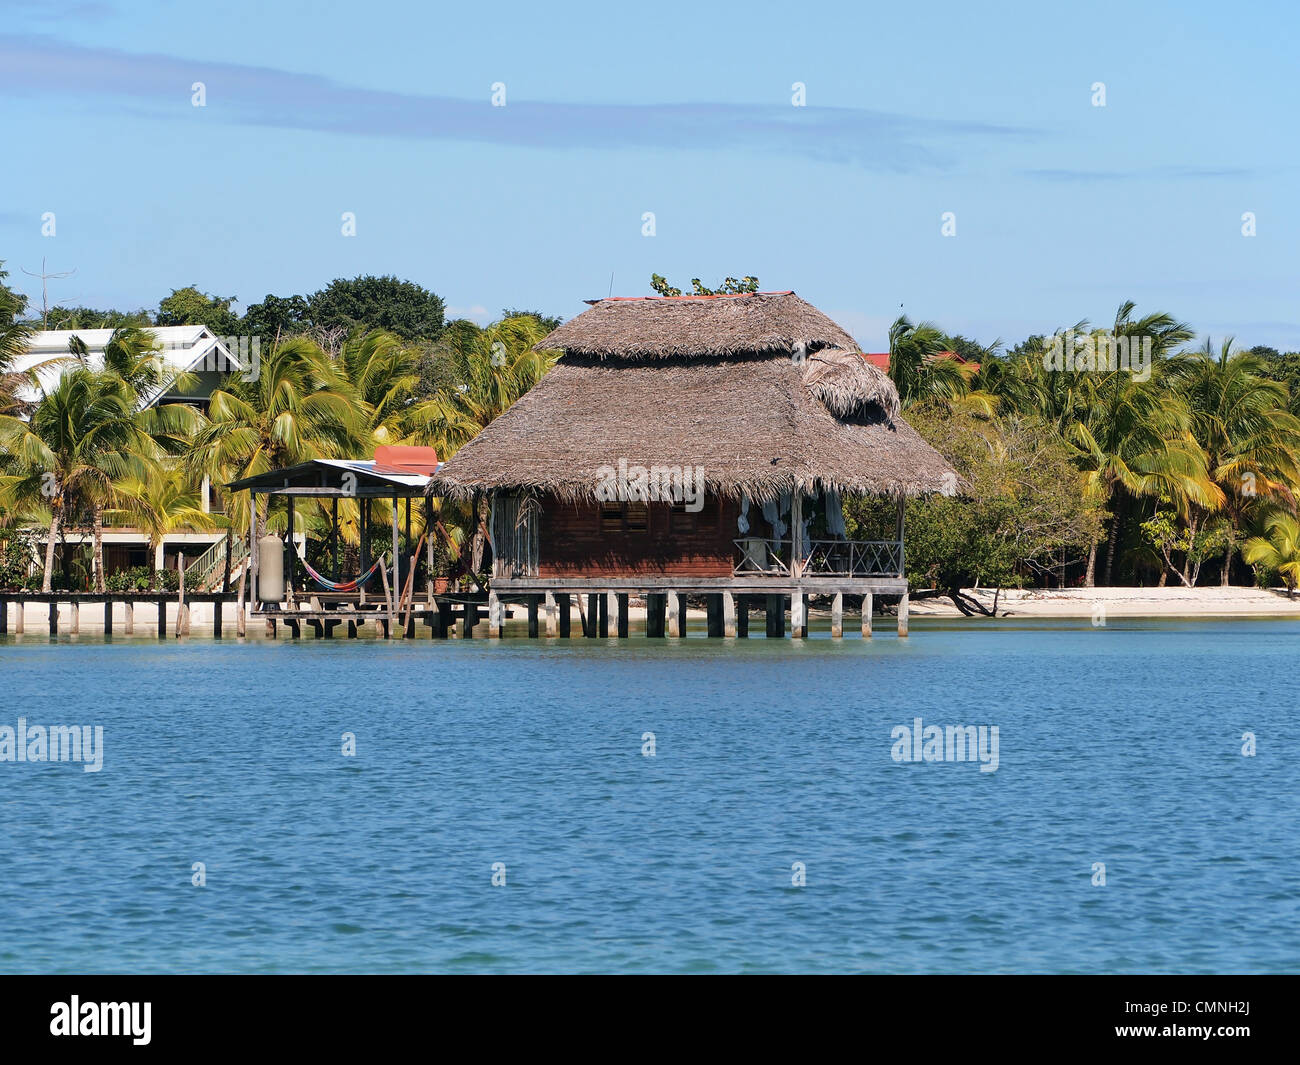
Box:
(625, 502), (649, 531)
(600, 502), (624, 532)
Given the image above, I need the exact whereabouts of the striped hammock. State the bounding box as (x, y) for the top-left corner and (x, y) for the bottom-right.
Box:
(300, 554), (385, 593)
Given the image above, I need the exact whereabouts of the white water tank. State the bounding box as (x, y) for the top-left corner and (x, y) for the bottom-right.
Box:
(258, 534), (284, 603)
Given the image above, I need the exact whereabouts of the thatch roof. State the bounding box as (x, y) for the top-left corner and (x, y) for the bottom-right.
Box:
(534, 291), (858, 359)
(802, 347), (901, 422)
(429, 293), (956, 504)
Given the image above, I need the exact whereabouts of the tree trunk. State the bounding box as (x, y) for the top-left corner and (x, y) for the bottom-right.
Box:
(1103, 514), (1120, 586)
(92, 505), (106, 592)
(1221, 540), (1234, 586)
(42, 509), (60, 593)
(1084, 542), (1097, 588)
(221, 530), (233, 594)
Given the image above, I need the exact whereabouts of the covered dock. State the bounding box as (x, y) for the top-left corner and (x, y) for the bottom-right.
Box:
(225, 446), (490, 638)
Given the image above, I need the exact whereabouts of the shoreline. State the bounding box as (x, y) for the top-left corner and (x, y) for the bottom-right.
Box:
(3, 586), (1299, 637)
(906, 586), (1300, 619)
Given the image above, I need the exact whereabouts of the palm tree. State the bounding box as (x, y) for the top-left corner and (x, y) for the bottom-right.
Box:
(0, 261), (35, 418)
(887, 316), (978, 410)
(1064, 304), (1216, 585)
(339, 329), (424, 447)
(1242, 512), (1300, 594)
(0, 369), (151, 591)
(109, 467), (220, 573)
(404, 315), (559, 572)
(185, 337), (364, 545)
(408, 315), (557, 449)
(1167, 338), (1300, 584)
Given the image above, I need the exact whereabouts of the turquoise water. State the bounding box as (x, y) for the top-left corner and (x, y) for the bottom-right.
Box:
(1, 619), (1297, 973)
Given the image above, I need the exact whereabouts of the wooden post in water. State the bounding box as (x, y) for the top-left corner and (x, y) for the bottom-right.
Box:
(488, 591), (504, 638)
(558, 593), (572, 638)
(897, 592), (909, 637)
(790, 591), (806, 639)
(765, 594), (783, 638)
(176, 553), (186, 637)
(722, 592), (736, 637)
(213, 598), (223, 639)
(379, 554), (395, 638)
(667, 592), (684, 637)
(235, 570), (246, 637)
(0, 597), (7, 636)
(49, 601), (57, 636)
(528, 595), (540, 639)
(70, 599), (79, 635)
(616, 594), (628, 638)
(544, 592), (557, 637)
(831, 592), (843, 638)
(15, 598), (24, 635)
(861, 592), (873, 638)
(103, 600), (112, 637)
(124, 599), (134, 635)
(706, 594), (722, 637)
(736, 595), (749, 638)
(646, 593), (665, 638)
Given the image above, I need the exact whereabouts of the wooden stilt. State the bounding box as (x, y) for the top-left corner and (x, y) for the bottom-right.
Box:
(558, 593), (572, 638)
(176, 552), (186, 637)
(722, 592), (736, 637)
(103, 600), (113, 637)
(898, 591), (909, 637)
(791, 591), (806, 639)
(49, 601), (58, 636)
(706, 594), (722, 637)
(235, 570), (246, 637)
(70, 600), (79, 635)
(436, 600), (451, 639)
(213, 599), (223, 639)
(736, 595), (749, 638)
(157, 597), (168, 639)
(0, 598), (8, 636)
(765, 594), (783, 638)
(462, 601), (478, 638)
(544, 592), (557, 637)
(124, 600), (134, 635)
(528, 595), (540, 638)
(862, 592), (873, 638)
(667, 591), (683, 637)
(646, 593), (666, 638)
(831, 592), (843, 638)
(488, 592), (504, 638)
(15, 599), (24, 634)
(616, 594), (629, 638)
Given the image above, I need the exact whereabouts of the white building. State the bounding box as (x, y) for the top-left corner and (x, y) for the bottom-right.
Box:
(12, 326), (245, 580)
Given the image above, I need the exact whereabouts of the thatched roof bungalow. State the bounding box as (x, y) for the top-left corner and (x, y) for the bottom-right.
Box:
(428, 291), (957, 638)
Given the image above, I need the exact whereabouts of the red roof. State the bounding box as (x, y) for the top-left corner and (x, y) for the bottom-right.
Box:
(861, 350), (979, 372)
(372, 444), (440, 476)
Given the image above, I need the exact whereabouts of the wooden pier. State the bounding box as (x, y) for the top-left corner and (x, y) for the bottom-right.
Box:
(0, 591), (494, 639)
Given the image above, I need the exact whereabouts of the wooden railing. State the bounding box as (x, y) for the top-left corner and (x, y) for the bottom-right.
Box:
(734, 538), (902, 577)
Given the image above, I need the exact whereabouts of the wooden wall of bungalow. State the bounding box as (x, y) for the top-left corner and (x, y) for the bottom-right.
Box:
(492, 492), (740, 579)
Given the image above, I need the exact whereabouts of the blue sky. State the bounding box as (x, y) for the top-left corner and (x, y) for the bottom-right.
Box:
(1, 0), (1297, 349)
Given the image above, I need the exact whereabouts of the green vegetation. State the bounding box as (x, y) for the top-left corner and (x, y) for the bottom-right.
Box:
(3, 260), (1300, 597)
(0, 266), (560, 590)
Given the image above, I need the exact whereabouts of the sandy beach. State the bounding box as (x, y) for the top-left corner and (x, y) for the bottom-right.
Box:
(906, 585), (1300, 619)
